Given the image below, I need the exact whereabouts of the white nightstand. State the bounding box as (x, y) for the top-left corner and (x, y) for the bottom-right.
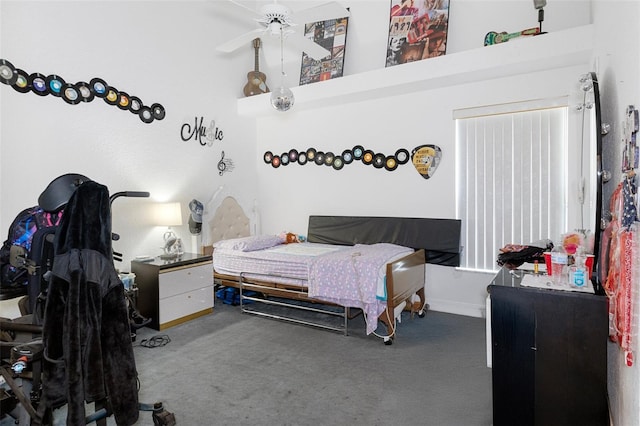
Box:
(131, 253), (213, 330)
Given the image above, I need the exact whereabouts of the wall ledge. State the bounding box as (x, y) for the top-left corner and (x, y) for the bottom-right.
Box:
(238, 24), (594, 117)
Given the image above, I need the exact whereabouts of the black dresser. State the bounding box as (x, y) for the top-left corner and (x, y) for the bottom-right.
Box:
(488, 268), (609, 426)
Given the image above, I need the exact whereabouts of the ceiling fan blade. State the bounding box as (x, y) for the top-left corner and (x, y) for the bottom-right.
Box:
(222, 0), (262, 20)
(292, 1), (350, 24)
(286, 32), (330, 60)
(217, 28), (266, 53)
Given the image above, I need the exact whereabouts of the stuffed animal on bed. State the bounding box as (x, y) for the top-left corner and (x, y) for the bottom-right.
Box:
(279, 232), (305, 244)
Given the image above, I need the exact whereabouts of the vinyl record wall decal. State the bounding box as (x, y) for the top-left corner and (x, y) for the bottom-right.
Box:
(0, 58), (165, 124)
(0, 59), (18, 85)
(263, 146), (414, 172)
(12, 69), (30, 93)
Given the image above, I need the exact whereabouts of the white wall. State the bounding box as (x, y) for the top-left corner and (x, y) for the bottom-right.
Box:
(254, 63), (593, 316)
(591, 2), (640, 425)
(0, 0), (259, 268)
(252, 0), (593, 317)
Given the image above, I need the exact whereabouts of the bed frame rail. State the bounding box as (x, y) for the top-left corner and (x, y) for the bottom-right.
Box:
(239, 276), (349, 335)
(215, 272), (351, 335)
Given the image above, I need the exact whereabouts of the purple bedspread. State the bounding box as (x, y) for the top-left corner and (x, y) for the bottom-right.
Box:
(307, 243), (413, 334)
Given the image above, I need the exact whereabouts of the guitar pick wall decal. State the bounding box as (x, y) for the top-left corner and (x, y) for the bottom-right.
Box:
(411, 144), (442, 179)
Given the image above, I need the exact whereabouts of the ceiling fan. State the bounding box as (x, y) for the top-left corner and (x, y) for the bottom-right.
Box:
(216, 0), (350, 60)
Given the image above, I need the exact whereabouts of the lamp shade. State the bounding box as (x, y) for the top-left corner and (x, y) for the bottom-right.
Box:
(152, 202), (183, 227)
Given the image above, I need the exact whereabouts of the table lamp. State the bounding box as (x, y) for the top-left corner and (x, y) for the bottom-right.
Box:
(153, 202), (183, 259)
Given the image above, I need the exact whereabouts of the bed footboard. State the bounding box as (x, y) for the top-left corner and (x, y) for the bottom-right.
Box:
(378, 249), (427, 344)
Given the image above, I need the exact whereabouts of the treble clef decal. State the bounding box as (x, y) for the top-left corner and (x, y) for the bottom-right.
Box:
(217, 151), (234, 176)
(218, 151), (226, 175)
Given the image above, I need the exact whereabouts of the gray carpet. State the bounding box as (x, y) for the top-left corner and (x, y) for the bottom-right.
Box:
(1, 303), (493, 425)
(131, 302), (493, 426)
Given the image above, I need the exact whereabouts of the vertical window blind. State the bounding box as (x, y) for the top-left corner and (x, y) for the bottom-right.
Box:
(455, 104), (568, 272)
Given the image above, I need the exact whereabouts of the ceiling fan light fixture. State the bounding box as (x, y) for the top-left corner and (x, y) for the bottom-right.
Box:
(268, 22), (283, 36)
(270, 86), (294, 112)
(260, 3), (292, 25)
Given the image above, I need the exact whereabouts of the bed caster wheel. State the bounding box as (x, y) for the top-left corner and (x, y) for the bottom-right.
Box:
(418, 303), (429, 318)
(383, 336), (394, 345)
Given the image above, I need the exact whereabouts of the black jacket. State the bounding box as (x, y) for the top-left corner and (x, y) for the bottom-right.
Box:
(40, 180), (139, 425)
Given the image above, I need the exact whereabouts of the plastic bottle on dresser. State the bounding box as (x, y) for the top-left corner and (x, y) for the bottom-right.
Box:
(569, 251), (588, 288)
(550, 245), (568, 286)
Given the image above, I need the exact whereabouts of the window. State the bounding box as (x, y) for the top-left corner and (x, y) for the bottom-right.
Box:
(455, 100), (569, 272)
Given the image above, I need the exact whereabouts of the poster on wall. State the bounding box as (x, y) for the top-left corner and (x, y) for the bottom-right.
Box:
(299, 17), (349, 85)
(386, 0), (450, 67)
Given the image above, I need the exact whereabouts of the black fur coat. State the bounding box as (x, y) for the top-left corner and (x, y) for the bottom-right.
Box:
(40, 181), (139, 425)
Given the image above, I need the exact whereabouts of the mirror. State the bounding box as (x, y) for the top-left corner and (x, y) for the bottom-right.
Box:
(591, 72), (604, 294)
(577, 72), (604, 294)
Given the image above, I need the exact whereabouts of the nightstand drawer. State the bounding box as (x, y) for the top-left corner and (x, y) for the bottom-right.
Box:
(159, 286), (213, 326)
(131, 253), (214, 330)
(159, 263), (211, 299)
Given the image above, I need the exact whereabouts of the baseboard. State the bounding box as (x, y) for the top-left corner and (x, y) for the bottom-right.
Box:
(427, 298), (486, 318)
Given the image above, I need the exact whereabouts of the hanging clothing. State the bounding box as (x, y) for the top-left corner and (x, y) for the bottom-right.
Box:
(39, 180), (139, 425)
(603, 177), (640, 367)
(622, 174), (638, 229)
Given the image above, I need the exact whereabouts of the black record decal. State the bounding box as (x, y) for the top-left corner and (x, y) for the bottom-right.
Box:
(395, 148), (410, 165)
(271, 155), (281, 168)
(0, 59), (17, 85)
(264, 151), (273, 164)
(384, 156), (398, 171)
(306, 148), (316, 162)
(11, 69), (30, 93)
(75, 81), (94, 102)
(151, 103), (165, 120)
(281, 152), (290, 165)
(288, 149), (298, 163)
(61, 83), (81, 105)
(138, 106), (154, 123)
(89, 77), (108, 98)
(314, 151), (325, 165)
(373, 153), (385, 169)
(362, 150), (374, 165)
(352, 145), (364, 160)
(324, 151), (335, 166)
(341, 149), (354, 164)
(104, 86), (119, 105)
(297, 152), (308, 165)
(45, 75), (65, 97)
(117, 92), (131, 110)
(332, 156), (344, 170)
(129, 96), (142, 114)
(29, 73), (49, 96)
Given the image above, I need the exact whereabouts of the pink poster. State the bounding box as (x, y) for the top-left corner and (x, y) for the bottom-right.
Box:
(386, 0), (450, 67)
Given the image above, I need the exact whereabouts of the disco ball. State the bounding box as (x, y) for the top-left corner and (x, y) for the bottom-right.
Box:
(270, 86), (294, 112)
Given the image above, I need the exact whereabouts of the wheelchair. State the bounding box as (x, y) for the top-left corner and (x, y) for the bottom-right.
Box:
(1, 174), (175, 425)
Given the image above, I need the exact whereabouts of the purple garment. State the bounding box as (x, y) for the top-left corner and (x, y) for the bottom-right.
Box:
(308, 243), (413, 334)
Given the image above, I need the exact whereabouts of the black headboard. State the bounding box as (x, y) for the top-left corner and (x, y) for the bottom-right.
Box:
(307, 216), (462, 267)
